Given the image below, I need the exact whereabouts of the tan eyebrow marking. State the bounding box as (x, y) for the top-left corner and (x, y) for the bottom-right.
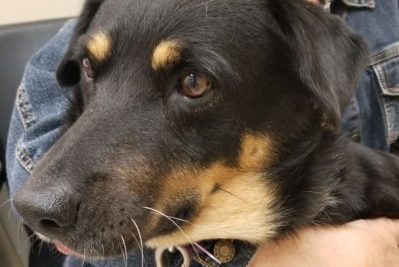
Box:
(152, 40), (185, 71)
(87, 32), (112, 63)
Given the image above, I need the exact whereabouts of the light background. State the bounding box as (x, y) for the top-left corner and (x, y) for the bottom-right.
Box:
(0, 0), (84, 25)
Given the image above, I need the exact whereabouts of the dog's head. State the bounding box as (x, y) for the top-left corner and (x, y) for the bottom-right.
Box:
(14, 0), (367, 258)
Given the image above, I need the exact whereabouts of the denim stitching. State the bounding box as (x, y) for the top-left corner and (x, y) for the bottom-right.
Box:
(373, 72), (391, 145)
(371, 43), (399, 95)
(373, 65), (389, 95)
(16, 85), (37, 129)
(381, 65), (399, 94)
(369, 42), (399, 66)
(371, 44), (399, 143)
(16, 146), (35, 174)
(341, 0), (375, 8)
(384, 99), (399, 144)
(374, 64), (399, 95)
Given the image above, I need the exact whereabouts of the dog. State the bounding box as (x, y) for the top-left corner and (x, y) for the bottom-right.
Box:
(13, 0), (399, 264)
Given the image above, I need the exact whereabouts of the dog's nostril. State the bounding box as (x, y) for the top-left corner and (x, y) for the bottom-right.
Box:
(14, 184), (80, 235)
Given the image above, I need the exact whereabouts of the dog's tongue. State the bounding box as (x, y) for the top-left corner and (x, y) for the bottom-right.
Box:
(55, 241), (81, 257)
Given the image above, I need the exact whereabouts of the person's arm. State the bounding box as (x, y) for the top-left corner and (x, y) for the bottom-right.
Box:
(250, 219), (399, 267)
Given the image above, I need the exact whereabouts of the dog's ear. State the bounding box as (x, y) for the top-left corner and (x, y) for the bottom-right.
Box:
(269, 1), (368, 128)
(57, 0), (105, 86)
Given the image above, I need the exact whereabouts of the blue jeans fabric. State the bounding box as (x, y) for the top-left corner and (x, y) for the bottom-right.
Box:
(5, 1), (399, 266)
(339, 0), (399, 150)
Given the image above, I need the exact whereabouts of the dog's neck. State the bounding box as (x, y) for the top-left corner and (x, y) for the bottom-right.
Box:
(271, 125), (399, 235)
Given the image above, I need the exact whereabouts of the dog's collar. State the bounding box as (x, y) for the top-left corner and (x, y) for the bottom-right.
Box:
(322, 0), (376, 10)
(155, 240), (256, 267)
(341, 0), (375, 9)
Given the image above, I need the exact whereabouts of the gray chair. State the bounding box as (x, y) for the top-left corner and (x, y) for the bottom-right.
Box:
(0, 18), (68, 267)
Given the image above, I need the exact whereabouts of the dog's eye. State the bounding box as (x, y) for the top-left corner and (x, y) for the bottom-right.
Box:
(82, 57), (94, 79)
(180, 73), (212, 98)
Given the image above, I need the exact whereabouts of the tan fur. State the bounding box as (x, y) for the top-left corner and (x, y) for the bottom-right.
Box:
(147, 134), (281, 249)
(152, 40), (185, 71)
(147, 173), (280, 249)
(144, 165), (235, 231)
(87, 32), (112, 62)
(239, 134), (275, 170)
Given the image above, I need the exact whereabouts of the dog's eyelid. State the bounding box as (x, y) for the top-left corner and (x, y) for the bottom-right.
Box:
(177, 70), (216, 100)
(81, 56), (95, 80)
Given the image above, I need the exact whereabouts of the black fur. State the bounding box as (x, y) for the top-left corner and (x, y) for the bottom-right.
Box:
(14, 0), (399, 259)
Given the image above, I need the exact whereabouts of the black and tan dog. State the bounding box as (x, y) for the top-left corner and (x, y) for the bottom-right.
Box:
(14, 0), (399, 263)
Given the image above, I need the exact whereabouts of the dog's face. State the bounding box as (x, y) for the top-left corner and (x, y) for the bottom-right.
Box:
(14, 0), (367, 258)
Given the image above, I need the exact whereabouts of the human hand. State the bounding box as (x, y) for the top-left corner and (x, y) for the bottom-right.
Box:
(306, 0), (321, 4)
(249, 219), (399, 267)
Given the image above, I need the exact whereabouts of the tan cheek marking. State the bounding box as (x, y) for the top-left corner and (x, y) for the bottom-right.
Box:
(147, 134), (279, 248)
(87, 32), (112, 62)
(152, 164), (240, 210)
(152, 40), (184, 71)
(147, 173), (281, 249)
(145, 166), (231, 231)
(239, 134), (275, 170)
(155, 133), (275, 204)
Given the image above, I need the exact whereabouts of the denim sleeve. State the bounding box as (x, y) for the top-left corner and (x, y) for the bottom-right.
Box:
(6, 20), (77, 201)
(5, 20), (88, 267)
(339, 0), (399, 151)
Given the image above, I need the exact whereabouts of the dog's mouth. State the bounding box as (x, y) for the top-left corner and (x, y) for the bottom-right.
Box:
(34, 205), (203, 260)
(37, 234), (98, 259)
(35, 232), (82, 257)
(53, 237), (226, 267)
(50, 234), (224, 267)
(54, 241), (85, 258)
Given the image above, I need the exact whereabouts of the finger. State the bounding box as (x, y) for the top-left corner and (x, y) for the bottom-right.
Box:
(305, 0), (321, 4)
(384, 219), (399, 244)
(368, 218), (399, 244)
(386, 253), (399, 267)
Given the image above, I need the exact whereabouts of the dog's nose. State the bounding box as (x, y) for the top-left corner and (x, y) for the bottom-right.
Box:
(14, 184), (79, 234)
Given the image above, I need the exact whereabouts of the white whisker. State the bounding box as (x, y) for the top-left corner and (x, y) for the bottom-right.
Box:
(101, 244), (105, 257)
(130, 218), (145, 267)
(81, 247), (86, 267)
(24, 233), (35, 244)
(0, 198), (13, 210)
(168, 216), (194, 225)
(119, 244), (126, 267)
(17, 219), (23, 245)
(121, 235), (128, 267)
(143, 206), (200, 259)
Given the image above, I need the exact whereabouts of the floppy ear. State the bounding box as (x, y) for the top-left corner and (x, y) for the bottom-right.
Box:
(57, 0), (105, 86)
(269, 0), (368, 128)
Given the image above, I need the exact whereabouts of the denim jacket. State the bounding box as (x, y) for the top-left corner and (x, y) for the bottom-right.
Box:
(6, 1), (399, 266)
(339, 0), (399, 151)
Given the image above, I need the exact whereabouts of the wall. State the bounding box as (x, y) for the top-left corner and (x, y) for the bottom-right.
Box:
(0, 0), (84, 25)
